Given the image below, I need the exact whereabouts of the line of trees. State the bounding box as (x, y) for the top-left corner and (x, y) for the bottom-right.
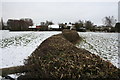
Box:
(1, 16), (120, 32)
(72, 16), (119, 32)
(59, 20), (94, 31)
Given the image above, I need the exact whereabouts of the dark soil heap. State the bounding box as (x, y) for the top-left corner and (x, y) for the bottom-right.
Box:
(62, 29), (82, 44)
(1, 29), (119, 79)
(18, 29), (119, 79)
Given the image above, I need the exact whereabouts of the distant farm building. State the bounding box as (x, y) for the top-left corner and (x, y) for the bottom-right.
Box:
(7, 18), (33, 31)
(29, 25), (48, 31)
(29, 26), (37, 31)
(48, 24), (60, 30)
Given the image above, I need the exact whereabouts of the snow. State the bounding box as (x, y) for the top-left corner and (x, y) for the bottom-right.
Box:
(77, 32), (120, 68)
(0, 31), (61, 68)
(0, 30), (32, 39)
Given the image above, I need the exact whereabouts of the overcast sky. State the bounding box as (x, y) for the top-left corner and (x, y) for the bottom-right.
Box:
(1, 0), (119, 25)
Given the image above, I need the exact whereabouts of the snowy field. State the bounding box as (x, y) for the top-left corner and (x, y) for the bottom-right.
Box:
(0, 30), (61, 68)
(77, 32), (120, 68)
(0, 30), (119, 69)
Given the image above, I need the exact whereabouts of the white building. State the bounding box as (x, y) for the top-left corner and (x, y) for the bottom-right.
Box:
(48, 24), (60, 30)
(29, 25), (36, 28)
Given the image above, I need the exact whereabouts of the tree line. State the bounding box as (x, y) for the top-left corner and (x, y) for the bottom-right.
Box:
(1, 16), (120, 32)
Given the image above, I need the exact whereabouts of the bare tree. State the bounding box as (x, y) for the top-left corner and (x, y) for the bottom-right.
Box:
(102, 16), (117, 27)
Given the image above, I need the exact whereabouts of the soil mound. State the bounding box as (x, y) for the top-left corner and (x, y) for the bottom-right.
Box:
(20, 29), (119, 79)
(62, 29), (81, 44)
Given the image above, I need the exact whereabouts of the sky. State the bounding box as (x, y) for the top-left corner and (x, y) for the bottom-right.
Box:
(1, 0), (120, 2)
(118, 1), (120, 22)
(1, 0), (119, 25)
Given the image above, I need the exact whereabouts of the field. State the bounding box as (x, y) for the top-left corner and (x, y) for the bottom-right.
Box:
(0, 30), (119, 78)
(0, 30), (61, 68)
(77, 32), (120, 68)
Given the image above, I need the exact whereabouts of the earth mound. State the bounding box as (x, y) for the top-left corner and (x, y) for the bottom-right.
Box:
(20, 29), (119, 79)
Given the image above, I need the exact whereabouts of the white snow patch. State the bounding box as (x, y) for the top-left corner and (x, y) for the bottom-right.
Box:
(0, 31), (61, 68)
(77, 32), (120, 68)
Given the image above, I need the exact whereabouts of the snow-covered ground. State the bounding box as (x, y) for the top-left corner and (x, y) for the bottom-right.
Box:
(77, 32), (120, 68)
(0, 30), (61, 68)
(0, 31), (119, 69)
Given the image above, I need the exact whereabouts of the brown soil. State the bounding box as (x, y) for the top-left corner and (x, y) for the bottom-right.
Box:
(21, 29), (119, 79)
